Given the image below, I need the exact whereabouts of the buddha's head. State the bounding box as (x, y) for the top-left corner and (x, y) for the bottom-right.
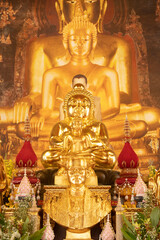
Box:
(63, 12), (97, 57)
(63, 84), (94, 121)
(55, 0), (107, 33)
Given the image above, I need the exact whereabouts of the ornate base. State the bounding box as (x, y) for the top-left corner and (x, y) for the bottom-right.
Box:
(65, 228), (92, 240)
(43, 185), (111, 229)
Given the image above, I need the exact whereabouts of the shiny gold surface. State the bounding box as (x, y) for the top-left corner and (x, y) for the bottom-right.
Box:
(43, 185), (111, 229)
(0, 0), (160, 141)
(41, 85), (116, 170)
(42, 85), (112, 237)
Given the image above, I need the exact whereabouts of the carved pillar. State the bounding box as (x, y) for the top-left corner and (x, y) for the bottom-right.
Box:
(115, 195), (124, 240)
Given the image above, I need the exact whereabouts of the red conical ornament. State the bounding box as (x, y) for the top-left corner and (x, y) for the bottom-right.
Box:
(16, 116), (37, 168)
(13, 116), (38, 185)
(116, 116), (139, 188)
(118, 116), (139, 169)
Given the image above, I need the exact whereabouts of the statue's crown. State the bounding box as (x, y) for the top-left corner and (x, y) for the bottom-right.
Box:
(63, 4), (97, 45)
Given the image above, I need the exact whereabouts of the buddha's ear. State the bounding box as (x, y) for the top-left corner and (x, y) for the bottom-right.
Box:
(101, 0), (108, 20)
(63, 108), (67, 119)
(97, 0), (108, 33)
(92, 38), (97, 49)
(63, 39), (68, 50)
(55, 0), (64, 34)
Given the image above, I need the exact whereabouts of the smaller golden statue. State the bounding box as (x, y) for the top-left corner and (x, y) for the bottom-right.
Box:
(41, 82), (116, 174)
(42, 82), (113, 239)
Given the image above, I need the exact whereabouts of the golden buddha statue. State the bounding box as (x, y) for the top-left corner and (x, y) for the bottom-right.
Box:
(25, 0), (132, 105)
(42, 85), (113, 238)
(41, 83), (116, 173)
(0, 0), (129, 126)
(3, 10), (119, 139)
(32, 8), (159, 141)
(0, 0), (160, 141)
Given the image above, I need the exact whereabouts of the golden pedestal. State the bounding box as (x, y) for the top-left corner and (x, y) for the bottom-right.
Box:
(65, 228), (92, 240)
(43, 185), (111, 239)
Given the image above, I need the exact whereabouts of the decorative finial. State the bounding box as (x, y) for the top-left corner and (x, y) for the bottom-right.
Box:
(42, 214), (55, 240)
(31, 189), (37, 208)
(100, 214), (115, 240)
(16, 168), (32, 198)
(117, 192), (122, 208)
(124, 115), (131, 142)
(24, 115), (31, 141)
(115, 192), (124, 211)
(134, 168), (147, 197)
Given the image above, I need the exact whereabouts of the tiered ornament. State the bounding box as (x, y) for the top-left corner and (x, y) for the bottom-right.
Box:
(42, 214), (55, 240)
(134, 168), (147, 198)
(99, 214), (115, 240)
(116, 116), (139, 206)
(16, 168), (32, 199)
(13, 116), (38, 185)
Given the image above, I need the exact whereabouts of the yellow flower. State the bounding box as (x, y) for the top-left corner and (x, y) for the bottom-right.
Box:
(144, 218), (150, 225)
(133, 222), (140, 230)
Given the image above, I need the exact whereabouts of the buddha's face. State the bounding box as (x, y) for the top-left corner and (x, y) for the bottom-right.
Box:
(68, 28), (92, 57)
(63, 0), (101, 24)
(68, 167), (86, 185)
(67, 95), (91, 119)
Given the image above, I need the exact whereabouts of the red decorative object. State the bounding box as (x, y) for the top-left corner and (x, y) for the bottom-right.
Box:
(16, 141), (37, 168)
(116, 117), (139, 196)
(118, 142), (139, 169)
(13, 116), (38, 185)
(116, 177), (137, 186)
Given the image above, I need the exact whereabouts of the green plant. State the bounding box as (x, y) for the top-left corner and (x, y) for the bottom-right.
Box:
(0, 197), (46, 240)
(121, 190), (160, 240)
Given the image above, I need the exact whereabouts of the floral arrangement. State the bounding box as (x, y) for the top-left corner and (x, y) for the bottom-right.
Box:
(121, 190), (160, 240)
(0, 197), (45, 240)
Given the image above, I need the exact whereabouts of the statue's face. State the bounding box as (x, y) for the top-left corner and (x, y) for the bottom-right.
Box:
(68, 167), (86, 185)
(68, 28), (92, 57)
(67, 95), (91, 119)
(63, 0), (101, 24)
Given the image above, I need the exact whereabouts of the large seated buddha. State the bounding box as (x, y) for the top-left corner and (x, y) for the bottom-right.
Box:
(0, 0), (130, 125)
(0, 0), (160, 141)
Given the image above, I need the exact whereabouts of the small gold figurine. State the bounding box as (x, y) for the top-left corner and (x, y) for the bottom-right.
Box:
(42, 82), (116, 173)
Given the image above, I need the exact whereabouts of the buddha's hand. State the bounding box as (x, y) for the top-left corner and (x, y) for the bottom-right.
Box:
(30, 114), (44, 138)
(82, 135), (91, 149)
(63, 135), (73, 151)
(91, 147), (115, 165)
(13, 97), (34, 123)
